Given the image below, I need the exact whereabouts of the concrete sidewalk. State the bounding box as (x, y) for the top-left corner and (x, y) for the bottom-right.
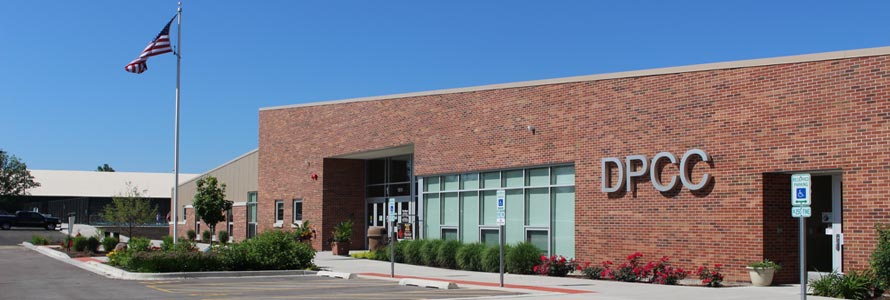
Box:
(314, 252), (835, 300)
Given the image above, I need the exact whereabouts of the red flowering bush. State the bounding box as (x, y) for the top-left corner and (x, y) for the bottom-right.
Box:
(533, 255), (578, 277)
(578, 261), (606, 279)
(612, 252), (650, 282)
(651, 256), (688, 285)
(696, 264), (724, 287)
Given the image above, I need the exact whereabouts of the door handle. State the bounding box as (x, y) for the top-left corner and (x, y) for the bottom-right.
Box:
(836, 234), (842, 251)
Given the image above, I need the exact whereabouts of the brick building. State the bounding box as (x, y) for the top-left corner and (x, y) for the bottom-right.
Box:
(179, 47), (890, 283)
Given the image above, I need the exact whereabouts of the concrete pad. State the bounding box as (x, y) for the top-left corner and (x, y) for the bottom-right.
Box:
(398, 278), (458, 289)
(317, 271), (355, 279)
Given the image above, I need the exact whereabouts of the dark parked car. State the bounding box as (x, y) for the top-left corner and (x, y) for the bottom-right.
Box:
(0, 211), (61, 230)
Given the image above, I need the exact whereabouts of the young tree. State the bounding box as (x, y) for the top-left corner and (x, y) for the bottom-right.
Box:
(193, 176), (231, 245)
(96, 164), (115, 172)
(103, 183), (157, 238)
(0, 150), (41, 211)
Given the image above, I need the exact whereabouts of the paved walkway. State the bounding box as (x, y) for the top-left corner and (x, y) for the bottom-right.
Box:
(314, 251), (836, 300)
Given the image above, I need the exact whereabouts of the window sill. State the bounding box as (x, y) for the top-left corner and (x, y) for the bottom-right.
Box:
(292, 220), (303, 228)
(273, 221), (283, 228)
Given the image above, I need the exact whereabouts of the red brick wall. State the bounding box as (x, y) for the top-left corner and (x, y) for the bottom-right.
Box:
(259, 55), (890, 281)
(321, 158), (365, 251)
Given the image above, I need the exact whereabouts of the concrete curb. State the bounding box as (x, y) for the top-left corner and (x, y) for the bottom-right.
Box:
(399, 278), (458, 289)
(317, 271), (355, 279)
(21, 242), (317, 280)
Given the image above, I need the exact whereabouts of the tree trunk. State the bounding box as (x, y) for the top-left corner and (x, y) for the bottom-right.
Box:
(209, 224), (215, 246)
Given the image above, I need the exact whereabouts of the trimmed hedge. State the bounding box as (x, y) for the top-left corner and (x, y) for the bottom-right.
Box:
(404, 239), (426, 265)
(86, 236), (101, 253)
(110, 230), (316, 273)
(482, 244), (512, 272)
(421, 240), (444, 267)
(456, 243), (485, 271)
(436, 240), (462, 269)
(505, 242), (541, 274)
(102, 236), (119, 252)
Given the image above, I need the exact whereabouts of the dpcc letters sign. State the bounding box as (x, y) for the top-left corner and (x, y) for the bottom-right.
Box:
(602, 148), (712, 193)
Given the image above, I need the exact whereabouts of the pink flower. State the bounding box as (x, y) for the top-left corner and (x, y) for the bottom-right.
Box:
(540, 255), (547, 262)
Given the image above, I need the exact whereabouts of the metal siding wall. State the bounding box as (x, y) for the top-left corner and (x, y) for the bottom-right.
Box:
(175, 151), (258, 220)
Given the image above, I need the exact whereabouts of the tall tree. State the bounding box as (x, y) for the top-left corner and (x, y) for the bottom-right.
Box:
(97, 164), (115, 172)
(103, 182), (157, 238)
(0, 150), (40, 211)
(193, 176), (231, 245)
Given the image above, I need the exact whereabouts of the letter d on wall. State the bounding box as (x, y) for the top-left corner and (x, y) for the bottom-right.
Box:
(601, 157), (624, 193)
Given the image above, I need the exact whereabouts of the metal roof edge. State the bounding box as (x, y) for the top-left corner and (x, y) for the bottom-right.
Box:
(260, 46), (890, 111)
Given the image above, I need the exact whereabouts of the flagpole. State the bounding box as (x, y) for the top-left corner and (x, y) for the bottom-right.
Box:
(172, 1), (182, 244)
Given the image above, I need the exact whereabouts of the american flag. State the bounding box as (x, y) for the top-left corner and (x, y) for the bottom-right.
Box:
(125, 16), (176, 74)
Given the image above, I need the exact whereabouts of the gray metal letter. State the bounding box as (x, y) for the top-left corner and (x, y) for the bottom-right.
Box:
(625, 155), (649, 192)
(601, 157), (624, 193)
(679, 148), (712, 191)
(650, 152), (679, 192)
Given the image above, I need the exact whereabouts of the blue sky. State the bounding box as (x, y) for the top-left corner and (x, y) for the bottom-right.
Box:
(1, 1), (888, 174)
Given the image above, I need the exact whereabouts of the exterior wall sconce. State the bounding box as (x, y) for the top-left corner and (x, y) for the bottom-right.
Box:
(527, 125), (536, 135)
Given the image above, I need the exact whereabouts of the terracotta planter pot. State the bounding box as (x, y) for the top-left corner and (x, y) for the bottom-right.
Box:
(747, 267), (776, 286)
(332, 242), (350, 256)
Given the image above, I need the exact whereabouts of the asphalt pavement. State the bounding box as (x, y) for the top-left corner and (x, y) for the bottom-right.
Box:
(0, 246), (517, 300)
(0, 228), (65, 245)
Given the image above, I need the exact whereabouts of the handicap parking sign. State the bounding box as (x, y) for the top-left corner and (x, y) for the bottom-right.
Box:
(796, 188), (806, 199)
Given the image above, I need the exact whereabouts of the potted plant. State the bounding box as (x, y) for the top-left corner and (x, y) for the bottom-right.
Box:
(331, 220), (353, 256)
(294, 220), (315, 244)
(747, 259), (781, 286)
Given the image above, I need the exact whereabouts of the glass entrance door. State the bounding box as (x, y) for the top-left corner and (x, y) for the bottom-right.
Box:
(365, 155), (417, 246)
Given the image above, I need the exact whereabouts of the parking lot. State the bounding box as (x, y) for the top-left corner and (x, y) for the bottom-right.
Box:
(143, 276), (516, 300)
(0, 227), (65, 245)
(0, 245), (519, 300)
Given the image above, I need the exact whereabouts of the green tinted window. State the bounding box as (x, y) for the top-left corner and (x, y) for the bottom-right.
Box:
(441, 192), (459, 225)
(503, 170), (523, 187)
(481, 229), (499, 247)
(481, 190), (497, 226)
(443, 175), (460, 191)
(526, 168), (549, 186)
(425, 176), (440, 192)
(442, 228), (459, 241)
(525, 188), (549, 226)
(424, 194), (440, 239)
(526, 230), (548, 254)
(461, 173), (479, 190)
(482, 172), (500, 189)
(460, 192), (479, 243)
(552, 187), (575, 257)
(551, 166), (575, 185)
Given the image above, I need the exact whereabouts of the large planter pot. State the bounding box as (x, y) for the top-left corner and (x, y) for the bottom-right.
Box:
(332, 241), (350, 256)
(747, 267), (776, 286)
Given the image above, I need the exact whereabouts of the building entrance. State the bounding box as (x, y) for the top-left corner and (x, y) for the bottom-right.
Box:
(365, 155), (417, 244)
(807, 174), (843, 273)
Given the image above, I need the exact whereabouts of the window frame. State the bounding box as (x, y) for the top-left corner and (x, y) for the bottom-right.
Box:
(292, 198), (303, 224)
(274, 199), (284, 223)
(441, 226), (459, 241)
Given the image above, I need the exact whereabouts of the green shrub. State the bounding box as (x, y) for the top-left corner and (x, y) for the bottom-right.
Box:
(810, 270), (879, 300)
(202, 230), (212, 243)
(436, 240), (462, 269)
(482, 244), (511, 272)
(125, 251), (224, 272)
(187, 230), (197, 241)
(218, 230), (315, 271)
(160, 236), (174, 251)
(73, 236), (88, 252)
(102, 236), (119, 252)
(374, 248), (390, 261)
(872, 224), (890, 290)
(506, 242), (541, 274)
(218, 231), (229, 244)
(404, 239), (426, 265)
(421, 239), (444, 267)
(128, 237), (151, 252)
(174, 239), (198, 252)
(393, 239), (411, 263)
(30, 235), (49, 245)
(86, 236), (100, 253)
(456, 242), (485, 271)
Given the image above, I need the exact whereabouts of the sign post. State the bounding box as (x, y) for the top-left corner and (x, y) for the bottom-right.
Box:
(791, 173), (811, 300)
(67, 214), (75, 253)
(388, 198), (396, 278)
(496, 190), (506, 288)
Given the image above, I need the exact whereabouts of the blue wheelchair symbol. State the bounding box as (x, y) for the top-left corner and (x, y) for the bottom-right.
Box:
(498, 199), (504, 206)
(796, 188), (806, 199)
